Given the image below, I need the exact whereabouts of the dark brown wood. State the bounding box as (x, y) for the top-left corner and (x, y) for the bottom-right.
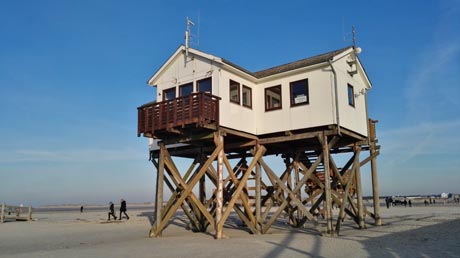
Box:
(138, 92), (220, 137)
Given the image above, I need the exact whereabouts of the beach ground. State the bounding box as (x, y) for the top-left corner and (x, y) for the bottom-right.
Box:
(1, 203), (459, 258)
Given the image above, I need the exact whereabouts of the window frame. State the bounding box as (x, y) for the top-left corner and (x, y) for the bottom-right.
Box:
(197, 77), (212, 93)
(229, 79), (240, 105)
(265, 85), (282, 111)
(179, 82), (193, 97)
(289, 79), (309, 107)
(162, 87), (176, 101)
(347, 83), (355, 107)
(242, 85), (252, 109)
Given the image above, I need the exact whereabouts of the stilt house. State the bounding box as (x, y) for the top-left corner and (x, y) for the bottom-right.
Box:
(138, 45), (381, 238)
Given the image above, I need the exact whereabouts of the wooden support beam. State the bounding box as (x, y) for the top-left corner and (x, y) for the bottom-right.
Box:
(335, 164), (357, 235)
(151, 143), (166, 237)
(215, 132), (225, 239)
(258, 131), (325, 145)
(259, 156), (322, 232)
(354, 146), (365, 229)
(151, 142), (222, 237)
(163, 151), (216, 232)
(322, 133), (334, 235)
(217, 146), (266, 231)
(255, 147), (262, 234)
(370, 142), (382, 226)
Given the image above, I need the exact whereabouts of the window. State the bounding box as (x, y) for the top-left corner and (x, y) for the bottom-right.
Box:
(242, 85), (252, 108)
(290, 79), (309, 106)
(348, 84), (355, 107)
(197, 77), (212, 93)
(163, 87), (176, 101)
(179, 82), (193, 97)
(265, 85), (282, 111)
(229, 80), (240, 104)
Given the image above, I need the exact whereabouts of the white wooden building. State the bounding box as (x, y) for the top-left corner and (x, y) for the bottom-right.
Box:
(141, 45), (371, 148)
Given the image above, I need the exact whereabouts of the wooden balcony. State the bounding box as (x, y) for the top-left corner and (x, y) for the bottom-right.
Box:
(138, 92), (220, 138)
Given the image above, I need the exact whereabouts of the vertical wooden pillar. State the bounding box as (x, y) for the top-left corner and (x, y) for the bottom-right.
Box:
(199, 152), (207, 229)
(255, 144), (262, 234)
(215, 131), (224, 239)
(370, 144), (382, 225)
(27, 206), (32, 221)
(369, 121), (382, 226)
(1, 203), (4, 223)
(354, 146), (365, 229)
(322, 133), (334, 235)
(152, 143), (165, 237)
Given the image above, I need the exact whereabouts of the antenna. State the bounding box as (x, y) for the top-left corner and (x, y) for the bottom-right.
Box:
(185, 17), (195, 57)
(352, 25), (357, 48)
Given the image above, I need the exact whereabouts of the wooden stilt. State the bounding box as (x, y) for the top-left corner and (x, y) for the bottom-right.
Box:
(369, 121), (382, 226)
(370, 143), (382, 225)
(255, 145), (262, 234)
(215, 131), (224, 239)
(151, 143), (165, 237)
(354, 146), (365, 229)
(1, 203), (4, 223)
(322, 133), (334, 235)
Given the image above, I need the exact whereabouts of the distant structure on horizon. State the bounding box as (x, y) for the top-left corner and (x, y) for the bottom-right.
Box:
(138, 37), (381, 238)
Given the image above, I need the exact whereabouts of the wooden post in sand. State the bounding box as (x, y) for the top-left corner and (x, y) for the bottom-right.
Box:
(322, 133), (334, 235)
(152, 143), (165, 237)
(215, 131), (224, 239)
(1, 203), (4, 223)
(27, 206), (32, 221)
(369, 120), (382, 226)
(354, 146), (365, 229)
(255, 144), (262, 234)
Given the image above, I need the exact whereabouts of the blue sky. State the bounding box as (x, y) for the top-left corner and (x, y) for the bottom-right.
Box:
(1, 1), (459, 206)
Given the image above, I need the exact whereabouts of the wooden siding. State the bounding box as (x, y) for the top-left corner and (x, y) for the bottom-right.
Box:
(138, 92), (220, 137)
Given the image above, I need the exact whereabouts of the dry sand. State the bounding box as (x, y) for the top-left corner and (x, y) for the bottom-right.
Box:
(1, 203), (459, 258)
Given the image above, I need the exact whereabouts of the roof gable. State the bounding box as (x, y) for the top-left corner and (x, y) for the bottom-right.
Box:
(147, 45), (371, 87)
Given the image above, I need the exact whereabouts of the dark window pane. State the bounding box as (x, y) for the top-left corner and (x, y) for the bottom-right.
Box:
(290, 79), (309, 106)
(348, 84), (355, 107)
(163, 87), (176, 101)
(179, 82), (193, 96)
(265, 85), (282, 111)
(229, 80), (240, 104)
(242, 85), (252, 108)
(197, 77), (212, 93)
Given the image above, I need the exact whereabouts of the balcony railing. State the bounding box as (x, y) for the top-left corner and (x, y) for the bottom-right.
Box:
(138, 92), (220, 137)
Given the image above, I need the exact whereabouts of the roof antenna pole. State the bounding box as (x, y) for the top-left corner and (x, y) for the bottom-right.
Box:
(352, 25), (357, 49)
(185, 17), (195, 58)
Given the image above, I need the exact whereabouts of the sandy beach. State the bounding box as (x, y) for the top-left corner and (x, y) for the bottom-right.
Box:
(1, 202), (459, 258)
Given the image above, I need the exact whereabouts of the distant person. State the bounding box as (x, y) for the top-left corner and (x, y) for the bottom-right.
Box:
(429, 199), (432, 204)
(424, 199), (428, 206)
(403, 199), (407, 207)
(385, 197), (390, 209)
(408, 200), (412, 207)
(108, 202), (117, 220)
(433, 199), (436, 204)
(80, 206), (84, 213)
(119, 199), (130, 220)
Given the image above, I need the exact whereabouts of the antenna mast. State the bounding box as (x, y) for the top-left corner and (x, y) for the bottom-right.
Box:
(185, 17), (195, 57)
(352, 25), (357, 48)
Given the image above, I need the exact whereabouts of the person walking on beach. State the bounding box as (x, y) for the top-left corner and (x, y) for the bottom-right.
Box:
(119, 198), (129, 220)
(108, 202), (117, 220)
(80, 205), (84, 213)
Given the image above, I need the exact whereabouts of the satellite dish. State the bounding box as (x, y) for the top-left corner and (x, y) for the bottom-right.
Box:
(355, 47), (362, 54)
